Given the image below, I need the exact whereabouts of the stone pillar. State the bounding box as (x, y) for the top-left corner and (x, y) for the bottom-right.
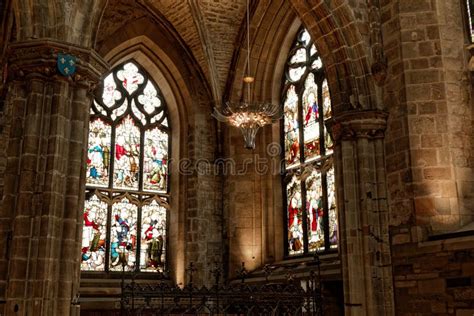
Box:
(328, 110), (394, 316)
(0, 40), (107, 316)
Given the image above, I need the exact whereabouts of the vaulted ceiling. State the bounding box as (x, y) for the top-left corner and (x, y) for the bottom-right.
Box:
(97, 0), (252, 102)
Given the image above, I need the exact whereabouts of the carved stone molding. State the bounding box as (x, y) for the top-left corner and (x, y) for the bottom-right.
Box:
(6, 39), (109, 90)
(325, 109), (388, 143)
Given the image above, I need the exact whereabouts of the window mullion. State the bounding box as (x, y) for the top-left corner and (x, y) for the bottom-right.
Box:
(301, 177), (309, 254)
(296, 82), (305, 164)
(105, 194), (112, 272)
(321, 171), (330, 251)
(317, 79), (325, 157)
(136, 202), (143, 272)
(109, 123), (117, 190)
(139, 126), (145, 192)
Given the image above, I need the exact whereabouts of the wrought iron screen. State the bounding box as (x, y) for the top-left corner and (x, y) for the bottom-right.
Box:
(120, 262), (323, 315)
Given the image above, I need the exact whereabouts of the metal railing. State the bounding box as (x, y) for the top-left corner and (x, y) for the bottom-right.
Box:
(120, 259), (323, 316)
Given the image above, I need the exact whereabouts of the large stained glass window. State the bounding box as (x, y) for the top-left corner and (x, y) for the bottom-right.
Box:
(82, 61), (169, 273)
(282, 28), (338, 256)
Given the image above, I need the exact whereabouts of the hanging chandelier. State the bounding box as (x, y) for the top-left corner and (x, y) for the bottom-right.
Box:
(212, 0), (281, 150)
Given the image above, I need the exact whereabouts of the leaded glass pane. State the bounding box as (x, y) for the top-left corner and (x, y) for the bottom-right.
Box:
(81, 195), (108, 271)
(287, 175), (304, 255)
(284, 86), (300, 167)
(300, 30), (311, 46)
(94, 100), (107, 116)
(290, 48), (307, 64)
(324, 125), (334, 155)
(114, 116), (141, 190)
(303, 74), (320, 161)
(322, 79), (331, 118)
(306, 170), (325, 252)
(143, 128), (168, 192)
(288, 66), (306, 82)
(311, 57), (322, 70)
(140, 200), (167, 272)
(138, 81), (162, 114)
(110, 198), (138, 271)
(116, 62), (144, 95)
(111, 101), (127, 122)
(102, 73), (121, 108)
(131, 100), (147, 126)
(327, 167), (338, 248)
(87, 119), (111, 187)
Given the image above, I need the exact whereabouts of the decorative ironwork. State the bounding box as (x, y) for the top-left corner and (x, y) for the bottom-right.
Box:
(235, 261), (249, 283)
(120, 261), (323, 315)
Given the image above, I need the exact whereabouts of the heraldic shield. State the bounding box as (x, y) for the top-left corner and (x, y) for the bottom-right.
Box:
(57, 53), (77, 76)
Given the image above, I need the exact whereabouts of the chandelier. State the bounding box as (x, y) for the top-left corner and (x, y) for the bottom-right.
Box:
(212, 0), (281, 149)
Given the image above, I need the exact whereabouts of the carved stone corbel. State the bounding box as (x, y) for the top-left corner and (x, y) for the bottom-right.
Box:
(6, 39), (109, 90)
(325, 109), (388, 144)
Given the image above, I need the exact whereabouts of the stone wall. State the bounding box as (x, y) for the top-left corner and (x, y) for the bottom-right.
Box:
(392, 235), (474, 315)
(383, 0), (473, 232)
(382, 0), (474, 314)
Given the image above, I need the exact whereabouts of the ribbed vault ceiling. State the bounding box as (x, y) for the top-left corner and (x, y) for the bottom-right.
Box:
(98, 0), (249, 102)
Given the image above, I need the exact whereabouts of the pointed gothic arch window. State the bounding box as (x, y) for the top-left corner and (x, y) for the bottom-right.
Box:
(282, 28), (338, 256)
(81, 61), (170, 273)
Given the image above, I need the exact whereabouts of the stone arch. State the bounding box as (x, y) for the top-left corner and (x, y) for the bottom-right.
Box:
(12, 0), (106, 47)
(98, 39), (189, 285)
(95, 16), (219, 286)
(224, 0), (377, 269)
(289, 0), (377, 111)
(229, 0), (377, 114)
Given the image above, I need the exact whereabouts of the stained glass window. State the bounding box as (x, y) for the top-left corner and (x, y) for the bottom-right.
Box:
(282, 28), (338, 256)
(82, 60), (170, 273)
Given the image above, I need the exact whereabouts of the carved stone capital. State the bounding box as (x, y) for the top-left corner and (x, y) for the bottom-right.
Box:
(326, 110), (388, 143)
(6, 39), (109, 90)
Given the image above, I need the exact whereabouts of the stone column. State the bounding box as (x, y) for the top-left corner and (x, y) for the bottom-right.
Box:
(328, 110), (394, 316)
(0, 40), (107, 316)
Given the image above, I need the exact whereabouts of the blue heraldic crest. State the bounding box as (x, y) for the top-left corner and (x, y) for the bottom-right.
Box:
(57, 54), (77, 76)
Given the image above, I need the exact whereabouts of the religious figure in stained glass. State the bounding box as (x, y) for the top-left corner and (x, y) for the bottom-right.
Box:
(140, 201), (167, 271)
(284, 86), (300, 167)
(282, 28), (338, 255)
(114, 116), (141, 190)
(287, 176), (303, 255)
(81, 195), (108, 271)
(306, 170), (324, 251)
(82, 60), (170, 273)
(86, 119), (111, 186)
(143, 128), (168, 192)
(327, 167), (338, 248)
(110, 198), (138, 271)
